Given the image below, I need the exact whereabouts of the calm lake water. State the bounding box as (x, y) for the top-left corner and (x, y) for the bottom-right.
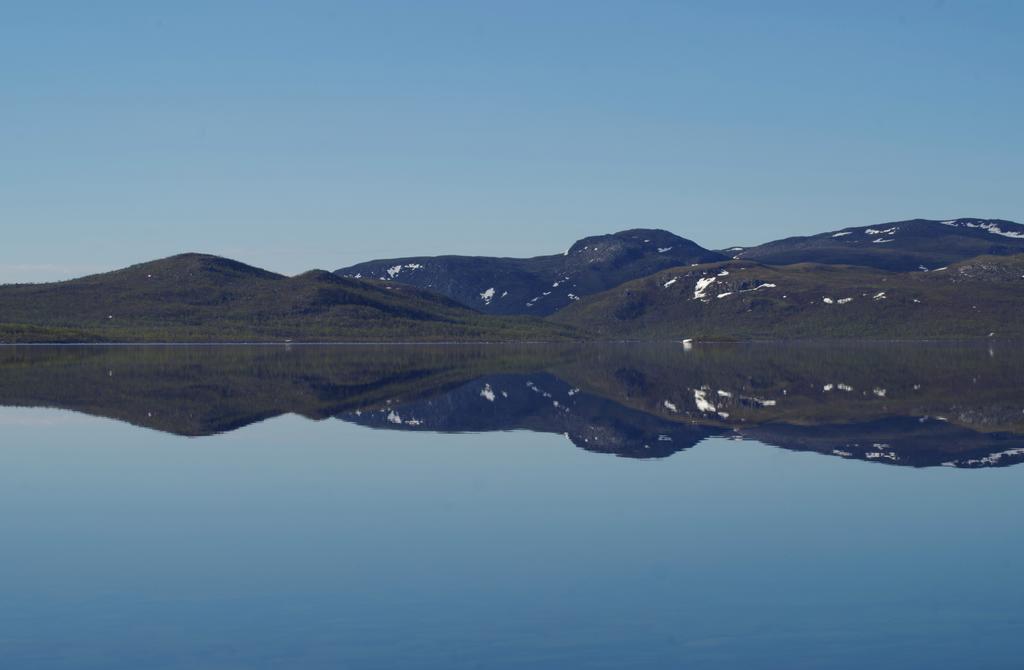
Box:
(1, 343), (1023, 669)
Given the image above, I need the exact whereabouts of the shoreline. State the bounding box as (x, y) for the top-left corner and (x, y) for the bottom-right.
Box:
(0, 336), (1013, 347)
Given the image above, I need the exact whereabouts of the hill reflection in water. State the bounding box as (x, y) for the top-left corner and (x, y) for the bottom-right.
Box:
(2, 341), (1022, 468)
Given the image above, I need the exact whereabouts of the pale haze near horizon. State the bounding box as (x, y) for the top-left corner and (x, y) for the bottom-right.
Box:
(2, 1), (1021, 284)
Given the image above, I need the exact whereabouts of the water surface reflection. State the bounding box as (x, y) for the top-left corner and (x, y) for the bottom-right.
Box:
(3, 342), (1022, 468)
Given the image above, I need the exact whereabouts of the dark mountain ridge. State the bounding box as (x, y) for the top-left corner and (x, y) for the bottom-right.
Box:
(731, 218), (1024, 271)
(335, 228), (727, 316)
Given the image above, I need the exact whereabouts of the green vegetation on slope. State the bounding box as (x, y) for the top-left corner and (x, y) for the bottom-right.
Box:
(0, 254), (575, 343)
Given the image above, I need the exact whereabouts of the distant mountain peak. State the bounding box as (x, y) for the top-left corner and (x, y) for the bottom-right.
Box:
(734, 217), (1024, 271)
(67, 253), (286, 286)
(291, 269), (345, 283)
(565, 229), (692, 258)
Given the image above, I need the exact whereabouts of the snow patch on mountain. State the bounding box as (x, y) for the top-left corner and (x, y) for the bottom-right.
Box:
(941, 220), (1024, 239)
(694, 389), (716, 413)
(694, 277), (716, 300)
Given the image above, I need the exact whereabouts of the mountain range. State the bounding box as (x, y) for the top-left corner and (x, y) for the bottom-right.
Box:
(335, 218), (1024, 316)
(0, 217), (1022, 342)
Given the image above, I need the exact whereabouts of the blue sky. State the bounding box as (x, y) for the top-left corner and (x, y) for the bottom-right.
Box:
(2, 1), (1021, 283)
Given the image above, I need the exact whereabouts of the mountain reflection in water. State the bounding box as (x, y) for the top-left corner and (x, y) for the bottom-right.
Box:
(2, 342), (1022, 469)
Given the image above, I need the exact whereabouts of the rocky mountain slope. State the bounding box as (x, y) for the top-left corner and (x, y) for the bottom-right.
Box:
(551, 254), (1024, 339)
